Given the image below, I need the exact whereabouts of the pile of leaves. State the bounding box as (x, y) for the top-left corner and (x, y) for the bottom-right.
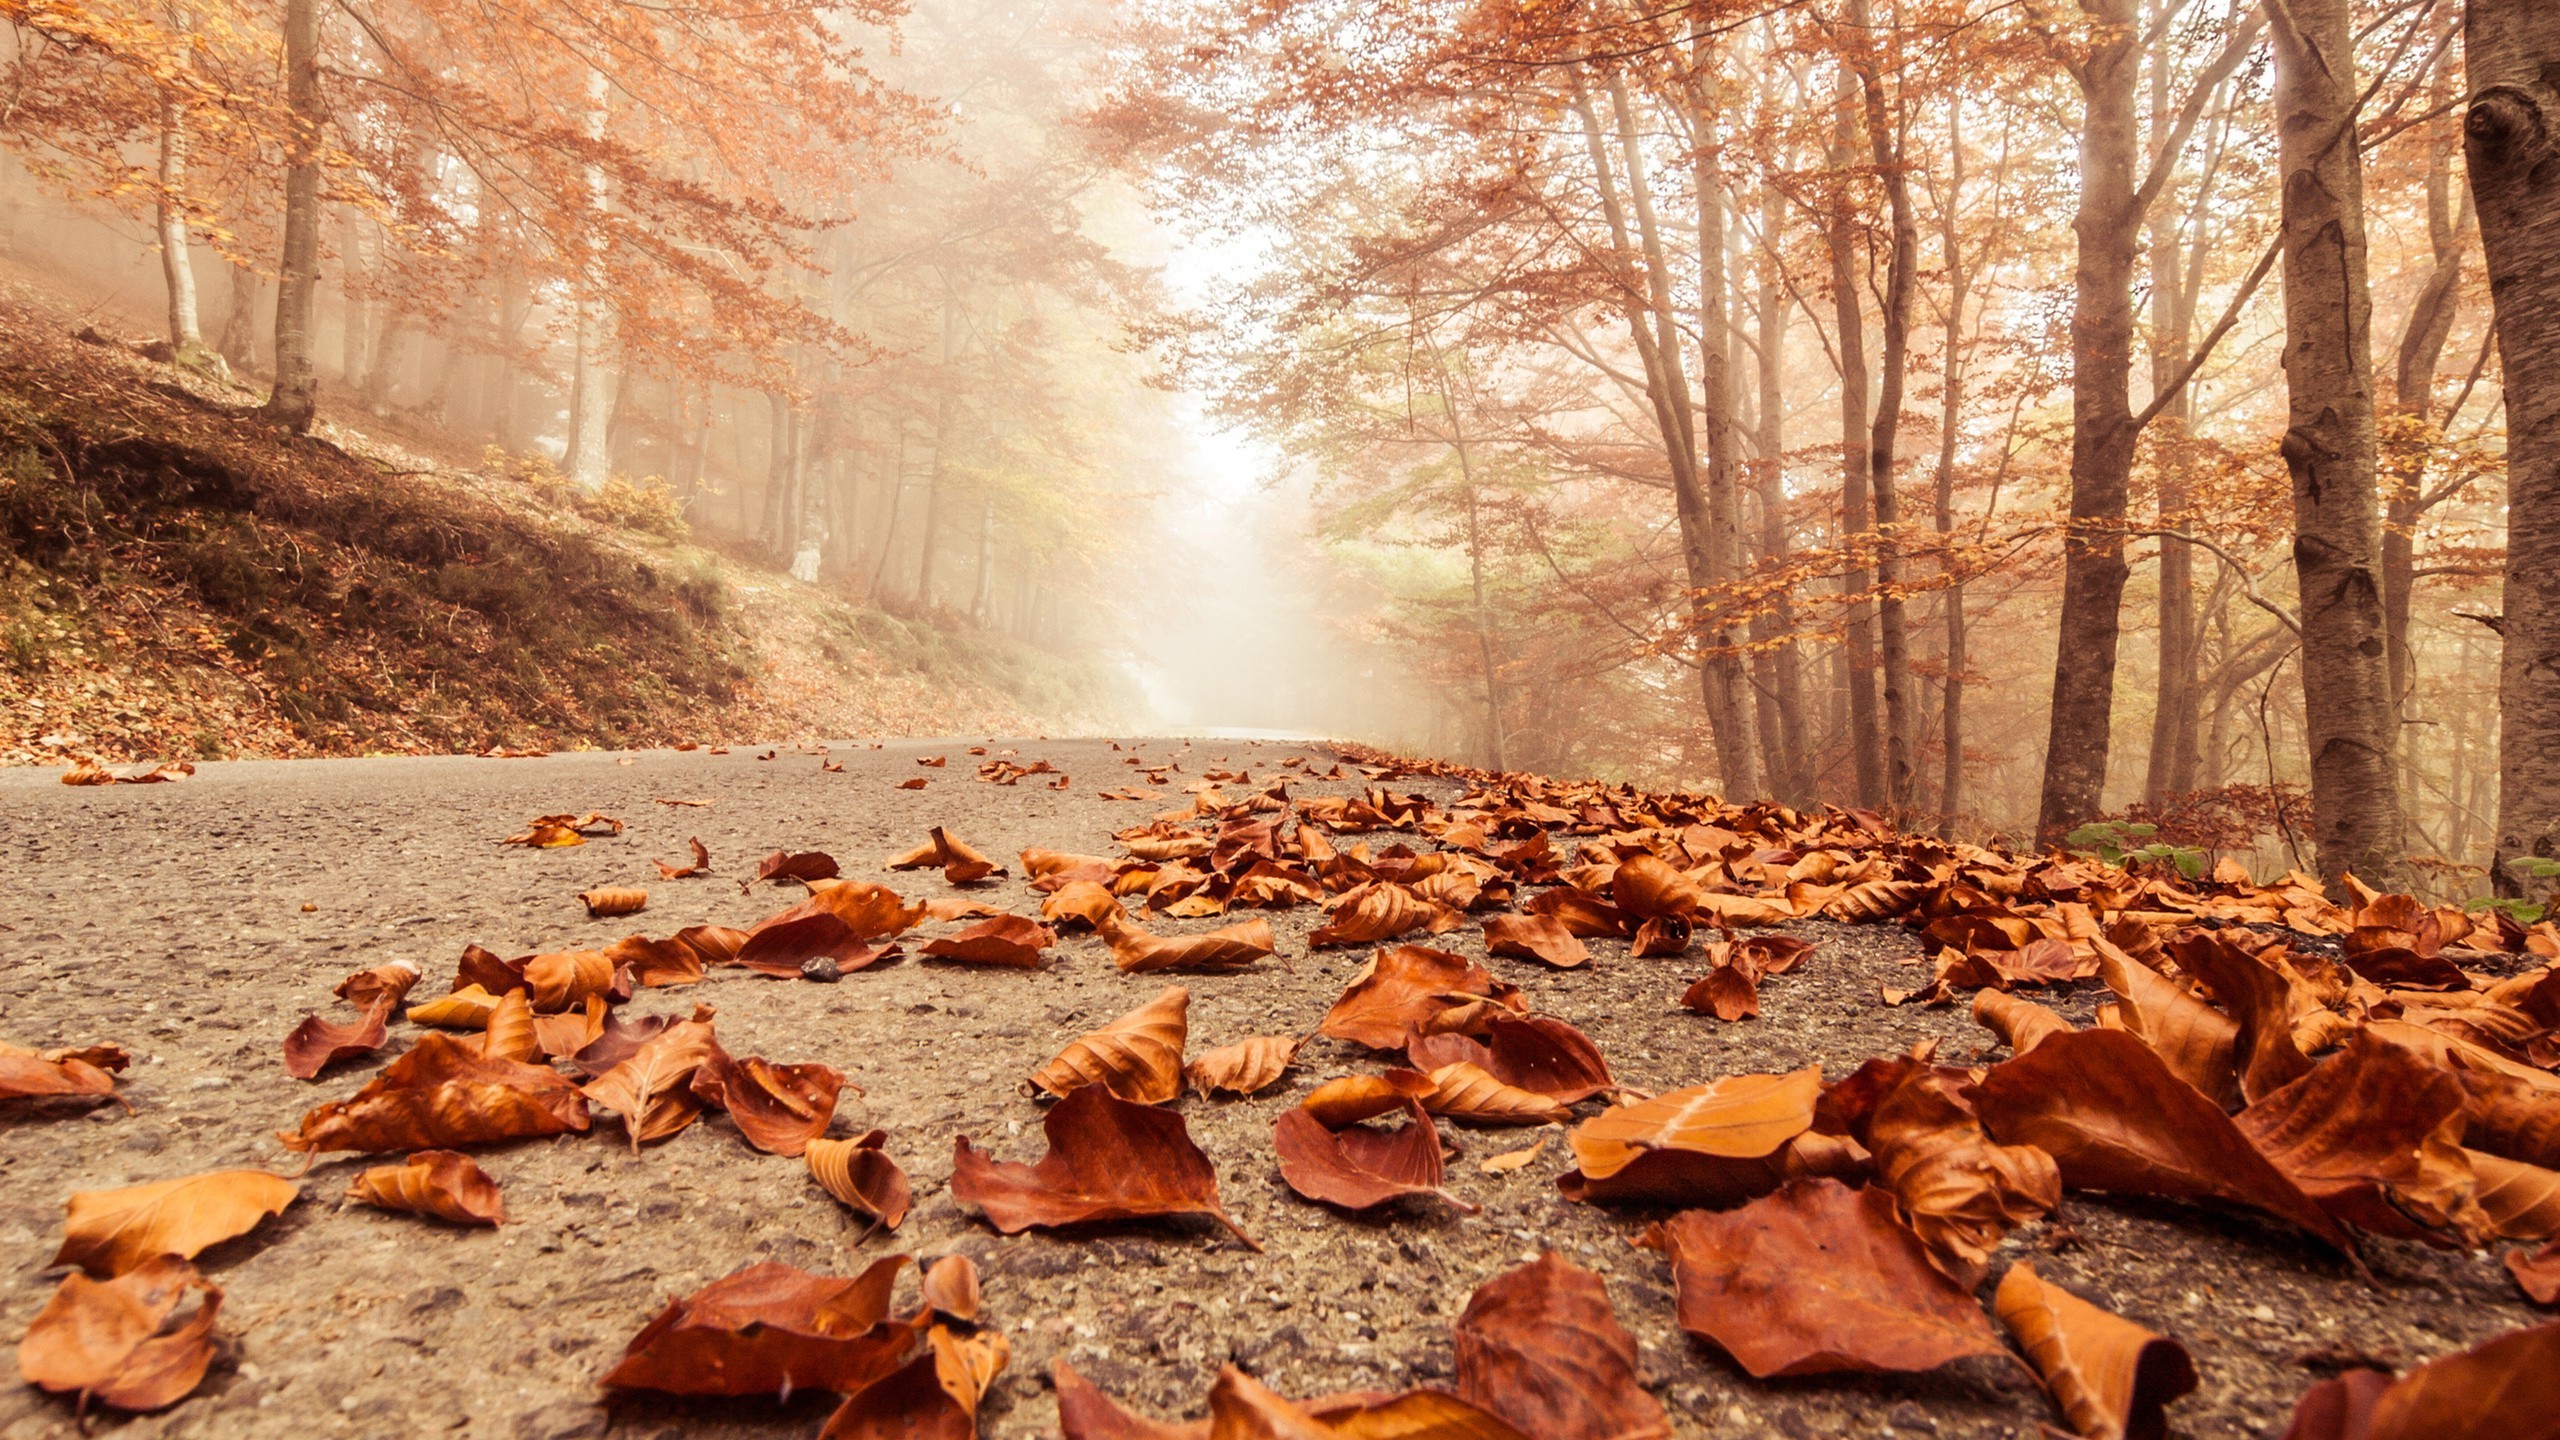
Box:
(9, 739), (2560, 1437)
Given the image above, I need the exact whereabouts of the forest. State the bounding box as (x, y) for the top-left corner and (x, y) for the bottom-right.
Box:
(2, 0), (2556, 897)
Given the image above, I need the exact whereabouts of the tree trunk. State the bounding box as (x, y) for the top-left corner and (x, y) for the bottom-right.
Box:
(2033, 0), (2141, 844)
(1827, 70), (1885, 809)
(2142, 4), (2204, 807)
(1934, 97), (1970, 834)
(2274, 0), (2404, 889)
(565, 68), (612, 489)
(1846, 0), (1919, 810)
(154, 86), (215, 374)
(1756, 183), (1814, 803)
(260, 0), (322, 431)
(218, 263), (261, 370)
(2467, 0), (2560, 896)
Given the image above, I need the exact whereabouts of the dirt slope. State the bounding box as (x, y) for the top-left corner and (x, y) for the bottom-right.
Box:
(0, 282), (1116, 766)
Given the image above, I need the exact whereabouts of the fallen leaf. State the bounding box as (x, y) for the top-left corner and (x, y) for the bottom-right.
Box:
(478, 989), (539, 1064)
(693, 1050), (846, 1157)
(1309, 882), (1457, 948)
(820, 1324), (1009, 1439)
(2168, 931), (2313, 1102)
(2508, 1240), (2559, 1305)
(920, 914), (1058, 968)
(1302, 1070), (1438, 1128)
(583, 886), (650, 917)
(580, 1007), (722, 1151)
(1033, 987), (1188, 1104)
(1969, 1028), (2353, 1252)
(1681, 964), (1759, 1021)
(1972, 990), (2074, 1055)
(808, 1130), (912, 1233)
(1450, 1252), (1671, 1440)
(1481, 1135), (1549, 1175)
(1100, 911), (1277, 973)
(922, 1255), (980, 1323)
(0, 1041), (124, 1102)
(454, 943), (529, 995)
(2471, 1150), (2560, 1240)
(756, 849), (842, 886)
(1567, 1068), (1820, 1181)
(1274, 1101), (1476, 1214)
(54, 1170), (298, 1276)
(1423, 1062), (1571, 1126)
(899, 778), (928, 790)
(1319, 945), (1523, 1050)
(523, 949), (622, 1011)
(345, 1150), (505, 1225)
(333, 959), (420, 1010)
(654, 837), (712, 879)
(1186, 1035), (1302, 1097)
(1482, 914), (1590, 969)
(282, 999), (394, 1080)
(2277, 1320), (2560, 1439)
(602, 1257), (923, 1398)
(889, 826), (1007, 884)
(950, 1083), (1256, 1249)
(603, 935), (707, 990)
(1610, 854), (1706, 923)
(1995, 1263), (2197, 1440)
(279, 1032), (591, 1156)
(1865, 1061), (2060, 1278)
(736, 881), (925, 976)
(2097, 948), (2242, 1110)
(567, 1008), (677, 1077)
(406, 984), (505, 1030)
(1040, 880), (1128, 931)
(2233, 1030), (2480, 1243)
(16, 1255), (222, 1411)
(501, 811), (621, 846)
(1639, 1178), (2013, 1377)
(1406, 1013), (1614, 1104)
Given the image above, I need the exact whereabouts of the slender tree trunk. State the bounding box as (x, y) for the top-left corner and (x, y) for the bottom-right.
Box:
(969, 495), (996, 623)
(2274, 0), (2403, 888)
(154, 85), (214, 373)
(1682, 47), (1766, 800)
(1846, 0), (1919, 809)
(869, 418), (909, 604)
(1827, 71), (1885, 809)
(2142, 6), (2203, 807)
(1451, 429), (1507, 773)
(2467, 0), (2560, 896)
(565, 69), (612, 489)
(218, 263), (261, 370)
(2033, 0), (2141, 843)
(1935, 97), (1971, 835)
(260, 0), (322, 431)
(1756, 184), (1814, 803)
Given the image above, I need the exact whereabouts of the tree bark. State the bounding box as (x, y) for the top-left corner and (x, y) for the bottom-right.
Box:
(565, 68), (612, 489)
(154, 83), (213, 372)
(260, 0), (322, 431)
(2273, 0), (2404, 888)
(2034, 0), (2141, 844)
(1846, 0), (1919, 809)
(1754, 181), (1814, 803)
(1827, 69), (1885, 809)
(2466, 0), (2560, 895)
(2141, 5), (2205, 807)
(1934, 96), (1970, 834)
(218, 263), (261, 370)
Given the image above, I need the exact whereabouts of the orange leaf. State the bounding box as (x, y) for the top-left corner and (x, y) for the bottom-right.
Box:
(1994, 1263), (2197, 1440)
(1274, 1101), (1474, 1213)
(808, 1130), (912, 1233)
(1032, 987), (1188, 1104)
(16, 1255), (222, 1412)
(920, 914), (1057, 968)
(346, 1150), (506, 1225)
(1100, 911), (1276, 973)
(950, 1083), (1255, 1248)
(1482, 914), (1590, 968)
(1185, 1035), (1302, 1097)
(1318, 945), (1523, 1050)
(602, 1258), (922, 1398)
(53, 1171), (298, 1276)
(1450, 1253), (1670, 1440)
(2277, 1320), (2560, 1439)
(282, 998), (393, 1080)
(279, 1032), (591, 1155)
(693, 1050), (846, 1157)
(922, 1255), (980, 1323)
(580, 1008), (721, 1152)
(581, 886), (648, 919)
(1301, 1070), (1437, 1128)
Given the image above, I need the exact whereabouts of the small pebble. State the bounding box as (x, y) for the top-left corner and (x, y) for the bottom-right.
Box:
(801, 957), (841, 983)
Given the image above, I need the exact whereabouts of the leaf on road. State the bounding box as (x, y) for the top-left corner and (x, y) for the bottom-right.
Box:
(1101, 910), (1276, 973)
(1994, 1263), (2197, 1440)
(1482, 914), (1590, 969)
(16, 1255), (222, 1411)
(602, 1257), (922, 1398)
(580, 1006), (722, 1152)
(950, 1083), (1255, 1248)
(1639, 1179), (2012, 1377)
(1969, 1028), (2353, 1252)
(54, 1170), (298, 1276)
(2505, 1239), (2559, 1304)
(2233, 1030), (2480, 1243)
(1407, 1014), (1613, 1104)
(693, 1050), (845, 1157)
(333, 960), (420, 1010)
(1972, 990), (2074, 1055)
(1610, 853), (1705, 923)
(1308, 882), (1458, 948)
(529, 994), (608, 1060)
(1032, 987), (1188, 1105)
(808, 1130), (912, 1233)
(1302, 1070), (1438, 1128)
(282, 999), (394, 1080)
(2278, 1321), (2560, 1439)
(820, 1324), (1010, 1439)
(346, 1150), (505, 1226)
(756, 849), (842, 886)
(406, 984), (504, 1030)
(1274, 1101), (1475, 1214)
(580, 886), (648, 919)
(524, 949), (622, 1011)
(1865, 1061), (2060, 1279)
(1422, 1062), (1571, 1126)
(736, 881), (926, 976)
(654, 837), (712, 879)
(1040, 880), (1127, 931)
(1319, 946), (1523, 1051)
(0, 1041), (125, 1102)
(1450, 1252), (1670, 1440)
(889, 826), (1007, 884)
(2167, 931), (2313, 1102)
(280, 1032), (591, 1156)
(1681, 963), (1760, 1021)
(1187, 1035), (1302, 1097)
(920, 914), (1058, 968)
(922, 1255), (980, 1323)
(2097, 948), (2242, 1110)
(477, 988), (538, 1063)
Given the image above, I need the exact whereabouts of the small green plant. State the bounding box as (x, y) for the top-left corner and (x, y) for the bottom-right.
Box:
(2064, 820), (2208, 880)
(2464, 857), (2560, 924)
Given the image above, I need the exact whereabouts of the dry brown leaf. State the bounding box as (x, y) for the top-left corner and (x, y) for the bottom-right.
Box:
(922, 1255), (980, 1323)
(1482, 914), (1590, 969)
(2470, 1150), (2560, 1240)
(54, 1170), (298, 1276)
(2168, 931), (2314, 1102)
(579, 1007), (721, 1151)
(1100, 910), (1277, 973)
(16, 1255), (222, 1412)
(1186, 1035), (1302, 1097)
(654, 836), (712, 879)
(920, 914), (1058, 968)
(736, 880), (926, 976)
(1318, 945), (1523, 1050)
(1405, 1013), (1614, 1104)
(333, 959), (420, 1010)
(279, 1032), (592, 1156)
(1567, 1068), (1821, 1181)
(951, 1083), (1255, 1248)
(1865, 1062), (2060, 1278)
(1308, 882), (1458, 948)
(808, 1130), (912, 1233)
(819, 1324), (1010, 1439)
(1423, 1062), (1571, 1126)
(1639, 1178), (2012, 1377)
(2233, 1030), (2481, 1243)
(282, 998), (394, 1080)
(1302, 1070), (1438, 1128)
(1994, 1263), (2198, 1440)
(1610, 853), (1706, 922)
(755, 849), (842, 885)
(1273, 1101), (1475, 1214)
(406, 984), (505, 1030)
(1040, 880), (1128, 931)
(602, 1257), (922, 1398)
(2096, 948), (2241, 1110)
(1970, 1029), (2353, 1253)
(2276, 1320), (2560, 1440)
(524, 949), (621, 1011)
(345, 1150), (505, 1226)
(1481, 1136), (1550, 1175)
(1450, 1252), (1671, 1440)
(889, 826), (1007, 884)
(581, 886), (648, 919)
(1681, 964), (1759, 1021)
(693, 1050), (846, 1157)
(1972, 989), (2075, 1054)
(529, 994), (608, 1059)
(1032, 987), (1188, 1105)
(2508, 1241), (2560, 1305)
(0, 1041), (125, 1102)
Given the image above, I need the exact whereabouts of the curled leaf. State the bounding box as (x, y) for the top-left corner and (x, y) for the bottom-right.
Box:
(282, 999), (394, 1080)
(1032, 987), (1188, 1105)
(1450, 1252), (1671, 1440)
(1308, 881), (1457, 948)
(1994, 1263), (2197, 1440)
(1319, 945), (1522, 1050)
(478, 988), (538, 1064)
(655, 837), (712, 879)
(16, 1255), (222, 1412)
(889, 827), (1007, 884)
(407, 984), (505, 1030)
(1482, 914), (1590, 969)
(1423, 1062), (1571, 1126)
(524, 950), (620, 1011)
(922, 1255), (981, 1323)
(1302, 1069), (1437, 1128)
(1973, 990), (2074, 1055)
(346, 1150), (505, 1226)
(808, 1130), (912, 1232)
(603, 1258), (922, 1398)
(279, 1032), (591, 1155)
(2277, 1320), (2560, 1439)
(581, 886), (649, 919)
(579, 1007), (721, 1152)
(694, 1051), (846, 1157)
(1100, 910), (1276, 973)
(920, 914), (1058, 968)
(1274, 1101), (1475, 1214)
(334, 959), (420, 1009)
(820, 1324), (1010, 1439)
